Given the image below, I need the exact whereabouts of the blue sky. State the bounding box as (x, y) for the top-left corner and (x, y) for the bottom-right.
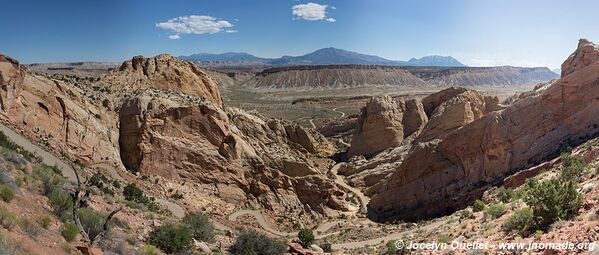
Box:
(0, 0), (598, 69)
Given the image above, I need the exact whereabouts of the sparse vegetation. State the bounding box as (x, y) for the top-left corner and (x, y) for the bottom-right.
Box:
(147, 222), (193, 254)
(61, 223), (79, 242)
(78, 208), (113, 241)
(484, 203), (506, 220)
(123, 183), (159, 212)
(502, 207), (534, 235)
(230, 230), (286, 255)
(0, 206), (16, 230)
(48, 188), (73, 221)
(38, 216), (52, 229)
(181, 212), (215, 242)
(19, 218), (41, 238)
(497, 187), (515, 203)
(472, 199), (485, 212)
(0, 184), (14, 202)
(560, 153), (586, 182)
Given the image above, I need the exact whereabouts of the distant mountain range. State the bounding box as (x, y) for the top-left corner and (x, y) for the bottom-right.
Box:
(179, 47), (467, 67)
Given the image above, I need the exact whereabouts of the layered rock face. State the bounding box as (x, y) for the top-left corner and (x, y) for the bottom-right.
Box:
(369, 39), (599, 222)
(347, 88), (498, 158)
(343, 87), (499, 196)
(0, 54), (121, 167)
(118, 88), (345, 215)
(347, 96), (427, 157)
(102, 54), (224, 107)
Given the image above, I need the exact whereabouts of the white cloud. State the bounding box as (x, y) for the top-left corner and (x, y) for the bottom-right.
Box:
(292, 2), (335, 22)
(225, 29), (238, 33)
(168, 34), (181, 40)
(156, 15), (234, 38)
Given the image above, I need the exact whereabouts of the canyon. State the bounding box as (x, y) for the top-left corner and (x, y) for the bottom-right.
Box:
(0, 39), (598, 255)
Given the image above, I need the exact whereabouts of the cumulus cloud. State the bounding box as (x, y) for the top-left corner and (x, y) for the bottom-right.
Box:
(156, 15), (234, 38)
(292, 2), (335, 22)
(168, 34), (181, 40)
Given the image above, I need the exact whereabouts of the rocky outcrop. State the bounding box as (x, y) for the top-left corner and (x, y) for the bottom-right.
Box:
(119, 91), (347, 215)
(348, 97), (410, 157)
(102, 54), (224, 107)
(0, 54), (121, 167)
(368, 39), (599, 222)
(418, 88), (500, 141)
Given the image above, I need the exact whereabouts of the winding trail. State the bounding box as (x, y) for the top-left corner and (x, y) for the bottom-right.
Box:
(330, 164), (369, 213)
(332, 107), (346, 118)
(1, 121), (447, 251)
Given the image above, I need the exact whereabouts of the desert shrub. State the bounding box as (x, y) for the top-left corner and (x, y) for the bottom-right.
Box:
(502, 207), (534, 235)
(0, 184), (14, 202)
(321, 243), (332, 252)
(123, 183), (159, 212)
(524, 178), (582, 229)
(484, 203), (506, 220)
(181, 212), (214, 241)
(48, 188), (73, 221)
(147, 222), (193, 254)
(230, 230), (286, 255)
(459, 209), (473, 219)
(139, 244), (159, 255)
(19, 218), (41, 238)
(61, 223), (79, 242)
(560, 153), (586, 182)
(32, 164), (65, 195)
(38, 216), (52, 229)
(298, 228), (315, 247)
(0, 206), (16, 230)
(78, 208), (111, 241)
(0, 232), (18, 255)
(88, 172), (115, 196)
(472, 199), (485, 212)
(497, 187), (515, 203)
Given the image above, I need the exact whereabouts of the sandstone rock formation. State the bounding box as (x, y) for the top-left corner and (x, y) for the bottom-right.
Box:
(118, 91), (347, 214)
(101, 54), (224, 107)
(0, 54), (121, 167)
(369, 39), (599, 222)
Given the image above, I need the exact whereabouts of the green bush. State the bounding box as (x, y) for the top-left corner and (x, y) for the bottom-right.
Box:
(472, 199), (485, 212)
(48, 188), (72, 221)
(38, 216), (52, 229)
(524, 178), (582, 229)
(497, 187), (515, 203)
(0, 184), (14, 202)
(140, 244), (159, 255)
(61, 223), (79, 242)
(230, 230), (286, 255)
(78, 208), (111, 241)
(147, 222), (193, 254)
(502, 207), (534, 235)
(32, 164), (66, 195)
(459, 209), (473, 219)
(484, 203), (506, 220)
(298, 228), (315, 247)
(560, 153), (586, 182)
(123, 183), (159, 212)
(181, 212), (214, 242)
(321, 243), (332, 252)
